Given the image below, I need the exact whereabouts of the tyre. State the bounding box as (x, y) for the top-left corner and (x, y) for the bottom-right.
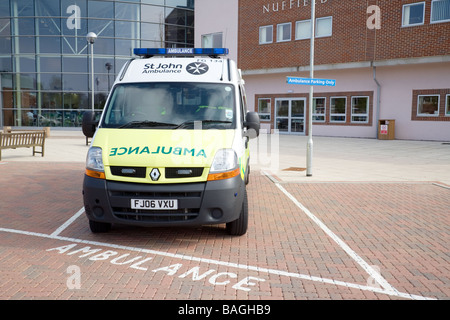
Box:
(226, 189), (248, 236)
(89, 220), (111, 233)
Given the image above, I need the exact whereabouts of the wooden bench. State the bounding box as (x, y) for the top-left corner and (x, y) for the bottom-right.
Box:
(0, 130), (46, 161)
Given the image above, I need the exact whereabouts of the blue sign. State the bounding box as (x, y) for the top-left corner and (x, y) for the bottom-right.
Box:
(287, 77), (336, 87)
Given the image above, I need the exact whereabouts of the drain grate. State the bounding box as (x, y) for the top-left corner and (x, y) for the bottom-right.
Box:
(282, 167), (306, 172)
(442, 143), (450, 145)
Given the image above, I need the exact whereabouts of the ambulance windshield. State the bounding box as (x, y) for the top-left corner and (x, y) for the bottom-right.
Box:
(101, 82), (236, 129)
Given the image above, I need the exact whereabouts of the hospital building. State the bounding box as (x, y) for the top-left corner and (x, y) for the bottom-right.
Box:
(196, 0), (450, 141)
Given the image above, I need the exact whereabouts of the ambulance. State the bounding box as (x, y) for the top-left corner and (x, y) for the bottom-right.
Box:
(82, 48), (260, 236)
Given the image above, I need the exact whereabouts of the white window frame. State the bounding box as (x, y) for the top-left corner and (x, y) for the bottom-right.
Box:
(315, 16), (333, 38)
(351, 96), (369, 123)
(259, 25), (273, 44)
(202, 32), (223, 48)
(431, 0), (450, 24)
(445, 94), (450, 116)
(417, 94), (440, 116)
(277, 22), (291, 42)
(330, 96), (347, 123)
(258, 98), (271, 121)
(312, 97), (326, 122)
(295, 19), (311, 40)
(402, 2), (426, 27)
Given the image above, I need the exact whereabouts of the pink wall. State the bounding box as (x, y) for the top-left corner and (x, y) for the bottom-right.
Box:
(194, 0), (239, 62)
(243, 62), (450, 141)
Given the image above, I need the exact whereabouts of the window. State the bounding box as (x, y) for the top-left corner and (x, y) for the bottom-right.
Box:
(417, 95), (440, 116)
(402, 2), (425, 26)
(202, 32), (223, 48)
(312, 98), (325, 122)
(102, 82), (236, 129)
(295, 20), (311, 40)
(412, 90), (450, 121)
(296, 17), (332, 40)
(259, 25), (273, 44)
(277, 23), (291, 42)
(330, 97), (346, 122)
(446, 94), (450, 116)
(431, 0), (450, 23)
(258, 98), (271, 121)
(316, 16), (332, 37)
(351, 96), (369, 123)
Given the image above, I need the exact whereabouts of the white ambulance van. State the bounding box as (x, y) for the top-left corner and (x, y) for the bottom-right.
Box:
(82, 48), (260, 236)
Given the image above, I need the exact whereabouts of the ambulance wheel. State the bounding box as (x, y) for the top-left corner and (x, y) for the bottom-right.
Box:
(226, 189), (248, 236)
(89, 220), (111, 233)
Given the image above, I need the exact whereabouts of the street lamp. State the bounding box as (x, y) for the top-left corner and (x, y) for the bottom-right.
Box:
(105, 62), (112, 92)
(86, 32), (97, 112)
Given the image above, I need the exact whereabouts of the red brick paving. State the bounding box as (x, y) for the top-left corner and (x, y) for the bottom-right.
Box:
(0, 161), (448, 300)
(283, 182), (450, 299)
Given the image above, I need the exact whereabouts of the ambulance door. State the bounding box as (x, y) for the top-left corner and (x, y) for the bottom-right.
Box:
(239, 85), (250, 183)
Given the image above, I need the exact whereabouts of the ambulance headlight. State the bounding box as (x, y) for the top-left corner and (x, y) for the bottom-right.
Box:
(208, 149), (240, 181)
(210, 149), (237, 173)
(86, 147), (105, 179)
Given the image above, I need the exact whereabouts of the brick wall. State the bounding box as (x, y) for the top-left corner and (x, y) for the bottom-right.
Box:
(238, 0), (450, 70)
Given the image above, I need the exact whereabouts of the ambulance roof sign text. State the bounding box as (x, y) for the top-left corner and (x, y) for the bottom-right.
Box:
(134, 48), (229, 57)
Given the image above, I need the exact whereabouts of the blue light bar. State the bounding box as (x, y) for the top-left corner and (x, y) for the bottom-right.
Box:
(134, 48), (229, 57)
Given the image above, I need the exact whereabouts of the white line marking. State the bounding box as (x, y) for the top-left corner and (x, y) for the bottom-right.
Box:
(50, 207), (85, 237)
(262, 171), (399, 294)
(432, 183), (450, 190)
(0, 226), (435, 300)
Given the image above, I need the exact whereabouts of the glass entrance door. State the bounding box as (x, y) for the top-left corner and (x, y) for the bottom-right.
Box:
(275, 98), (305, 134)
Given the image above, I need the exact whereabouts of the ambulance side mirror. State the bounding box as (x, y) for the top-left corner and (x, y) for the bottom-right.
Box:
(244, 111), (260, 139)
(82, 111), (98, 139)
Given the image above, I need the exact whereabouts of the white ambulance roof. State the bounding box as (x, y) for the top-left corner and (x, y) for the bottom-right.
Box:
(117, 48), (238, 84)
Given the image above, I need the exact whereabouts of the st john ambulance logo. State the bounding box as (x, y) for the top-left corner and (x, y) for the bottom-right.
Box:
(186, 62), (209, 75)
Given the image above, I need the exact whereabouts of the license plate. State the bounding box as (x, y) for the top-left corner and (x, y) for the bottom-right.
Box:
(131, 199), (178, 210)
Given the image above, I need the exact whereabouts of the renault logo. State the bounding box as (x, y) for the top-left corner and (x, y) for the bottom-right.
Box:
(150, 168), (160, 181)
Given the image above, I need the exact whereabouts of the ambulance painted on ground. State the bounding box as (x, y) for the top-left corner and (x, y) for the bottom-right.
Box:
(82, 48), (260, 236)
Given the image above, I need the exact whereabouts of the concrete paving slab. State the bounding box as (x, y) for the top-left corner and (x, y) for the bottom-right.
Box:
(250, 133), (450, 185)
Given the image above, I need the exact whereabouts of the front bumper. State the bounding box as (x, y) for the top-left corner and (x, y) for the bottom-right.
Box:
(83, 175), (245, 227)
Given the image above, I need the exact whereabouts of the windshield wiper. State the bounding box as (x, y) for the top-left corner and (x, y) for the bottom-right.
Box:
(119, 121), (177, 129)
(174, 120), (232, 129)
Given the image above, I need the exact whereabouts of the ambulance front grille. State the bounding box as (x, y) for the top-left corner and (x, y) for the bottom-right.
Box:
(110, 166), (146, 178)
(113, 208), (200, 222)
(110, 191), (202, 198)
(165, 167), (204, 179)
(106, 180), (204, 223)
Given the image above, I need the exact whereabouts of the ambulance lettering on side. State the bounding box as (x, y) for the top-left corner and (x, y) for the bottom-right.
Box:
(82, 48), (260, 236)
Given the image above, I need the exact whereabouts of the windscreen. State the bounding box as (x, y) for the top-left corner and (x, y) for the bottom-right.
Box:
(101, 82), (236, 129)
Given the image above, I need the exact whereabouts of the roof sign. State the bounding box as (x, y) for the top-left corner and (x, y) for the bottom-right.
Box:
(134, 48), (229, 57)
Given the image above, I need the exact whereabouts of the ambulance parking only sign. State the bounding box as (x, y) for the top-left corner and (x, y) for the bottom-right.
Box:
(287, 77), (336, 87)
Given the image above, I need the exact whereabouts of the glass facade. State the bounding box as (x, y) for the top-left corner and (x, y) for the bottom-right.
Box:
(0, 0), (194, 127)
